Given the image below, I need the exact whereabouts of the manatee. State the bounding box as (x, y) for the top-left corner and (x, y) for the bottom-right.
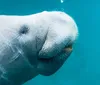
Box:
(0, 11), (78, 85)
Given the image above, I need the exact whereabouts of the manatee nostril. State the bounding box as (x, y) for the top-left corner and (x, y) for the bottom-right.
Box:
(19, 25), (29, 35)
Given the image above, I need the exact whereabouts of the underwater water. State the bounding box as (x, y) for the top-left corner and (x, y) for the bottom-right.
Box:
(0, 0), (99, 85)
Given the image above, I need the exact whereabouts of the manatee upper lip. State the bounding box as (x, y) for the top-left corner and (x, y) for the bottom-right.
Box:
(38, 43), (73, 61)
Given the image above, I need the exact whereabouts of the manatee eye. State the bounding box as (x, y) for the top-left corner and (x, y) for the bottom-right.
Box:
(19, 25), (29, 35)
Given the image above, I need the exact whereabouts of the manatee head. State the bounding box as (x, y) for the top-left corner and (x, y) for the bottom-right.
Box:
(0, 11), (78, 85)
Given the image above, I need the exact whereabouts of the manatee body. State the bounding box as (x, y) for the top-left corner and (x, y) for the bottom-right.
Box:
(0, 11), (78, 85)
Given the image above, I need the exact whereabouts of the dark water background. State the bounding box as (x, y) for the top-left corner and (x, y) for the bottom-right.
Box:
(0, 0), (99, 85)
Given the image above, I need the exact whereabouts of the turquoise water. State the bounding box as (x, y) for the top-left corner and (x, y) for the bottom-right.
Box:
(0, 0), (99, 85)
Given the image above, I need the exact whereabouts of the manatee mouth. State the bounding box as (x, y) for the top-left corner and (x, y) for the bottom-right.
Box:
(37, 44), (73, 76)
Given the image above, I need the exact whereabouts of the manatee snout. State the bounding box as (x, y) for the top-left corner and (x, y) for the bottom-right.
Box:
(36, 11), (78, 76)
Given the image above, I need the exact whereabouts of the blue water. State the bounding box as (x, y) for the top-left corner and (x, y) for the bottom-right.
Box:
(0, 0), (99, 85)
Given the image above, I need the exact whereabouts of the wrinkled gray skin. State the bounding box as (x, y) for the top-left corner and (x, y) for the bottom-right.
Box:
(0, 11), (78, 85)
